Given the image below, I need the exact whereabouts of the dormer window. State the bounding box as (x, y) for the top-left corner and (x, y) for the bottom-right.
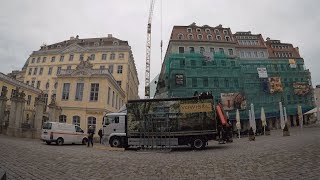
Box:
(57, 45), (61, 48)
(225, 36), (231, 42)
(113, 41), (119, 46)
(197, 34), (203, 40)
(214, 29), (220, 34)
(216, 35), (221, 40)
(205, 28), (211, 34)
(94, 42), (99, 46)
(177, 33), (184, 40)
(188, 34), (193, 39)
(223, 30), (228, 35)
(187, 28), (192, 33)
(196, 28), (202, 33)
(207, 34), (213, 40)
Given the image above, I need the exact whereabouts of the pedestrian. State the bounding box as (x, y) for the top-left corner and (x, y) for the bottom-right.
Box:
(98, 128), (103, 144)
(87, 126), (95, 147)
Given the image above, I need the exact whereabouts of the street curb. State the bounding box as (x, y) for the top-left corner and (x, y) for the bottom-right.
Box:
(93, 145), (125, 151)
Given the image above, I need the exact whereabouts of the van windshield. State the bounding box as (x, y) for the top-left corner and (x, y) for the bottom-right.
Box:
(42, 122), (52, 130)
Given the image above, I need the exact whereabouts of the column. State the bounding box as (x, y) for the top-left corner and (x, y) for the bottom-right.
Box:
(0, 95), (8, 133)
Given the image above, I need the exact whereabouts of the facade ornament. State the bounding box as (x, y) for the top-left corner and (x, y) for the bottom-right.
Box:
(19, 91), (26, 100)
(0, 86), (8, 98)
(76, 59), (93, 70)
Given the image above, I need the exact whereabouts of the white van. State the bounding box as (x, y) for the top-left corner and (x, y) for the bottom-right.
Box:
(41, 122), (88, 145)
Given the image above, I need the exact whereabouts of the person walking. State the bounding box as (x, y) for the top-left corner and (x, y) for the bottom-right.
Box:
(87, 126), (95, 147)
(98, 128), (103, 144)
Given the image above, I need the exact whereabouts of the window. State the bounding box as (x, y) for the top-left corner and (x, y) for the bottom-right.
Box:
(205, 29), (211, 33)
(225, 36), (230, 42)
(31, 81), (35, 87)
(28, 68), (32, 75)
(214, 79), (219, 87)
(69, 54), (74, 61)
(177, 34), (184, 39)
(207, 34), (213, 40)
(196, 28), (201, 33)
(107, 87), (111, 105)
(214, 29), (220, 34)
(187, 28), (192, 33)
(223, 30), (228, 35)
(73, 116), (81, 127)
(116, 81), (122, 87)
(254, 51), (258, 57)
(219, 48), (224, 54)
(42, 57), (47, 63)
(189, 47), (195, 53)
(200, 47), (205, 54)
(188, 34), (193, 39)
(179, 47), (185, 53)
(51, 56), (55, 62)
(234, 79), (239, 87)
(54, 82), (58, 89)
(75, 83), (84, 101)
(102, 54), (107, 60)
(117, 65), (123, 74)
(191, 60), (196, 66)
(60, 55), (64, 62)
(67, 66), (71, 70)
(180, 59), (185, 67)
(37, 57), (40, 63)
(26, 81), (29, 85)
(210, 48), (215, 53)
(79, 54), (84, 61)
(90, 83), (99, 101)
(260, 52), (265, 58)
(59, 115), (67, 123)
(48, 67), (52, 75)
(33, 68), (38, 75)
(90, 54), (95, 60)
(36, 81), (40, 89)
(100, 66), (105, 69)
(31, 58), (35, 63)
(44, 94), (48, 106)
(247, 52), (252, 58)
(119, 53), (124, 59)
(108, 65), (113, 74)
(228, 49), (233, 56)
(221, 60), (226, 66)
(39, 67), (43, 75)
(62, 83), (70, 100)
(110, 53), (115, 60)
(116, 94), (118, 109)
(87, 117), (96, 131)
(203, 77), (208, 87)
(225, 79), (229, 88)
(27, 95), (31, 105)
(45, 82), (49, 90)
(216, 35), (221, 40)
(192, 78), (197, 87)
(57, 67), (61, 75)
(197, 34), (203, 40)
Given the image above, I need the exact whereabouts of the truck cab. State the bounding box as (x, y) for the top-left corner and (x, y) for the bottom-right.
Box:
(102, 113), (127, 147)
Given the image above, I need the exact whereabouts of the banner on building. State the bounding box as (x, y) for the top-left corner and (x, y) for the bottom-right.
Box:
(293, 82), (310, 96)
(202, 52), (214, 62)
(180, 103), (212, 113)
(175, 74), (184, 85)
(220, 92), (246, 110)
(289, 59), (297, 68)
(257, 68), (268, 78)
(268, 77), (283, 93)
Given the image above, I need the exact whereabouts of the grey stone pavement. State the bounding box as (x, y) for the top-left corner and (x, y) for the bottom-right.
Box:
(0, 127), (320, 180)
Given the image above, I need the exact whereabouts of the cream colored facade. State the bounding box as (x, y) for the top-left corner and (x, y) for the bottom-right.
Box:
(54, 60), (125, 132)
(23, 34), (139, 111)
(0, 72), (42, 124)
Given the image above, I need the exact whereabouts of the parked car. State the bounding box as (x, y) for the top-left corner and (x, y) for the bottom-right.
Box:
(41, 122), (88, 145)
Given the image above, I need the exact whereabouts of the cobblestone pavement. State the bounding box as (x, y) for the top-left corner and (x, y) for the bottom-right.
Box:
(0, 127), (320, 180)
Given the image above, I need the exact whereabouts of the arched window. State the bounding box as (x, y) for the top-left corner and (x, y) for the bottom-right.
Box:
(45, 82), (50, 90)
(177, 33), (184, 40)
(87, 116), (96, 131)
(73, 116), (81, 126)
(196, 28), (201, 33)
(216, 35), (221, 40)
(187, 28), (192, 33)
(205, 28), (211, 34)
(54, 82), (58, 89)
(214, 29), (220, 35)
(225, 36), (230, 42)
(59, 115), (67, 123)
(207, 34), (213, 40)
(188, 34), (193, 39)
(197, 34), (203, 40)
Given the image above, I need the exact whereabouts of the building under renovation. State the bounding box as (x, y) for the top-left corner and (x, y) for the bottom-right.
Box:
(155, 23), (314, 130)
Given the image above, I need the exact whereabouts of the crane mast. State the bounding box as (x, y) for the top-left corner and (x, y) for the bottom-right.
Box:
(145, 0), (155, 99)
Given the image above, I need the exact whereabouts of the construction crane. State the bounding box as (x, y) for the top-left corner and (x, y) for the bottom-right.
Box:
(144, 0), (155, 99)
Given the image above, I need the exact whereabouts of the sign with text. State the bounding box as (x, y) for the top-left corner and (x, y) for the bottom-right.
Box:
(180, 103), (212, 113)
(257, 67), (268, 78)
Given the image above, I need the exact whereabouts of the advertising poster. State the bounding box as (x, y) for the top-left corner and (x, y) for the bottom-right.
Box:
(293, 82), (310, 96)
(257, 68), (268, 78)
(268, 77), (283, 93)
(220, 93), (246, 110)
(289, 59), (297, 68)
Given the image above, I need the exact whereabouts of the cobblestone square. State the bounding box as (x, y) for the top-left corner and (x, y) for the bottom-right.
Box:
(0, 127), (319, 179)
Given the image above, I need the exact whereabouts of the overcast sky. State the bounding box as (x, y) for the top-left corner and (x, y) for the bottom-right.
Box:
(0, 0), (319, 98)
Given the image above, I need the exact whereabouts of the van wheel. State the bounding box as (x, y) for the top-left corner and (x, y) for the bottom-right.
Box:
(110, 137), (121, 148)
(56, 138), (64, 146)
(82, 138), (88, 145)
(45, 141), (51, 145)
(191, 138), (206, 150)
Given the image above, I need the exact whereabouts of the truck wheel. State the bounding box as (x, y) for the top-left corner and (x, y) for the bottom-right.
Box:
(82, 138), (88, 145)
(56, 138), (64, 146)
(110, 137), (121, 148)
(192, 138), (206, 150)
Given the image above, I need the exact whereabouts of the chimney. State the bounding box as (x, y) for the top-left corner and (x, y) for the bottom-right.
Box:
(266, 37), (270, 41)
(108, 34), (112, 38)
(70, 36), (75, 40)
(76, 35), (79, 39)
